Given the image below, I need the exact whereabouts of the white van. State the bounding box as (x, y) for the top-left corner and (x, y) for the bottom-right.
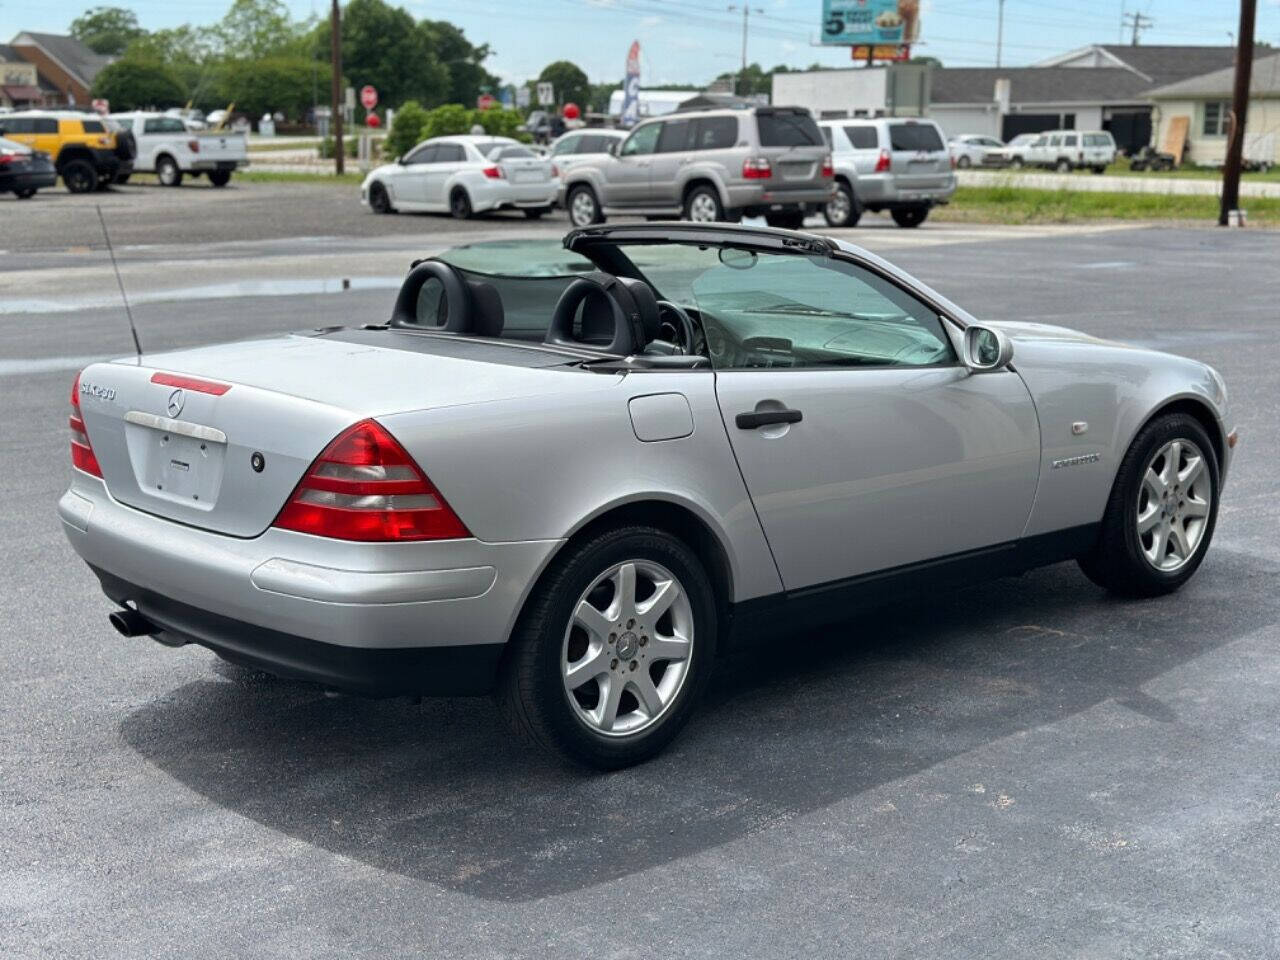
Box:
(1028, 130), (1116, 174)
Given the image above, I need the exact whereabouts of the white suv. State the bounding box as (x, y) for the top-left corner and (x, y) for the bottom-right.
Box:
(1029, 130), (1116, 174)
(819, 118), (956, 228)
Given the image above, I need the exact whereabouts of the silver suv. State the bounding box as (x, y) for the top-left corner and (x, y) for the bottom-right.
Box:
(819, 118), (956, 228)
(561, 106), (834, 229)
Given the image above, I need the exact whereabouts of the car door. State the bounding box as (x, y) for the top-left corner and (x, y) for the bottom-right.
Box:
(429, 142), (468, 207)
(698, 249), (1041, 590)
(841, 123), (882, 175)
(390, 142), (437, 205)
(607, 121), (660, 205)
(1061, 132), (1080, 166)
(647, 116), (695, 206)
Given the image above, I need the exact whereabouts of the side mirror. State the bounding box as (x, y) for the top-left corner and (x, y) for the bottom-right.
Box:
(963, 324), (1014, 371)
(606, 141), (619, 155)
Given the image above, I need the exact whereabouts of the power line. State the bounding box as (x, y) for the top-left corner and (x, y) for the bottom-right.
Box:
(1122, 11), (1155, 46)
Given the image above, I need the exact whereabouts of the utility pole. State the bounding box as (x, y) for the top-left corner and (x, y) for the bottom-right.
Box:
(1122, 11), (1154, 46)
(995, 0), (1006, 67)
(330, 0), (344, 175)
(728, 5), (763, 97)
(1220, 0), (1257, 226)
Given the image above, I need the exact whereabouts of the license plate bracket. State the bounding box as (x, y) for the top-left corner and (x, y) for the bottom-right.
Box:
(123, 411), (227, 510)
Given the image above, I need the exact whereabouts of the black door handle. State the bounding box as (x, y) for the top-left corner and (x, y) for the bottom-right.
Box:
(735, 408), (803, 429)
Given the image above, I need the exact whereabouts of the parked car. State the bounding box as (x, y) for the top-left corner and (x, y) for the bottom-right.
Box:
(61, 221), (1236, 769)
(987, 132), (1042, 168)
(1028, 130), (1116, 174)
(561, 105), (833, 229)
(0, 135), (57, 198)
(949, 134), (1003, 168)
(362, 135), (558, 218)
(819, 117), (956, 228)
(0, 110), (128, 193)
(549, 128), (626, 184)
(109, 112), (249, 187)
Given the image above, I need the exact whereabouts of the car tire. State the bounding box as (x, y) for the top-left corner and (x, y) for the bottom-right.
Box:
(567, 184), (603, 227)
(891, 205), (929, 228)
(823, 181), (861, 228)
(1055, 158), (1072, 173)
(209, 170), (232, 187)
(765, 210), (806, 230)
(1010, 156), (1024, 169)
(157, 155), (183, 187)
(1091, 166), (1106, 175)
(61, 159), (97, 194)
(449, 188), (473, 219)
(497, 525), (718, 770)
(683, 184), (724, 222)
(14, 188), (37, 199)
(523, 206), (550, 219)
(114, 172), (131, 185)
(1077, 413), (1220, 598)
(956, 155), (971, 169)
(368, 181), (393, 214)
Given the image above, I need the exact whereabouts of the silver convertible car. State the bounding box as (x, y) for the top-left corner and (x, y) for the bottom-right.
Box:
(61, 223), (1237, 769)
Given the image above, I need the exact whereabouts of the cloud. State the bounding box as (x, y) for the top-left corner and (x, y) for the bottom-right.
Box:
(641, 15), (663, 27)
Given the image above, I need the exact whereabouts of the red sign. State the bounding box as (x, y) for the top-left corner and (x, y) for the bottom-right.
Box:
(851, 44), (911, 62)
(360, 85), (378, 110)
(476, 93), (496, 110)
(91, 98), (109, 115)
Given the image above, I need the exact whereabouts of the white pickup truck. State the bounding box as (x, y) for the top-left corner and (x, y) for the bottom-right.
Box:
(109, 112), (249, 187)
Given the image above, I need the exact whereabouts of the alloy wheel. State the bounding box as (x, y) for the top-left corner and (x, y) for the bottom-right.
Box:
(825, 189), (851, 224)
(687, 192), (719, 222)
(1136, 438), (1212, 572)
(570, 190), (597, 227)
(561, 559), (694, 737)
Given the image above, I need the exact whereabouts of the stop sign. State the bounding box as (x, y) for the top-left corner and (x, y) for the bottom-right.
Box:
(360, 85), (378, 110)
(476, 93), (496, 110)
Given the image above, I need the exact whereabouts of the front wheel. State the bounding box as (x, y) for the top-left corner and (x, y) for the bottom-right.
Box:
(956, 155), (971, 169)
(497, 526), (718, 769)
(61, 159), (97, 194)
(156, 155), (183, 187)
(891, 205), (929, 228)
(208, 170), (232, 187)
(682, 184), (724, 222)
(1078, 413), (1220, 598)
(1009, 156), (1024, 169)
(449, 188), (472, 219)
(567, 184), (603, 227)
(823, 181), (861, 228)
(14, 187), (37, 199)
(1055, 158), (1072, 173)
(368, 181), (393, 214)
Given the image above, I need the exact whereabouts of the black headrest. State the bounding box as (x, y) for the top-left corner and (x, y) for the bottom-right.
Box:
(466, 279), (505, 337)
(391, 259), (472, 333)
(544, 272), (656, 355)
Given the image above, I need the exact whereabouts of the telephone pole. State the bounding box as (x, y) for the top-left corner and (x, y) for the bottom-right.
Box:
(995, 0), (1006, 67)
(1220, 0), (1257, 226)
(330, 0), (344, 175)
(728, 5), (763, 97)
(1122, 11), (1154, 46)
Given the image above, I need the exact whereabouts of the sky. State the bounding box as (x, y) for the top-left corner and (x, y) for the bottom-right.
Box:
(6, 0), (1280, 87)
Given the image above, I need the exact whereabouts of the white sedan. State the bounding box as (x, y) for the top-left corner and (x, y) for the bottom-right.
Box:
(362, 135), (558, 218)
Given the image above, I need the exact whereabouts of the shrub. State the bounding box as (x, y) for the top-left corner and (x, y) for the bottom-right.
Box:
(385, 100), (428, 158)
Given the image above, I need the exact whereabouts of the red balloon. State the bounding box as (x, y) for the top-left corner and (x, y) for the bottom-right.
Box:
(562, 103), (581, 120)
(365, 113), (381, 128)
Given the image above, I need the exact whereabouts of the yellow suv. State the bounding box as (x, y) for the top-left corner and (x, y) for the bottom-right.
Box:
(0, 110), (133, 193)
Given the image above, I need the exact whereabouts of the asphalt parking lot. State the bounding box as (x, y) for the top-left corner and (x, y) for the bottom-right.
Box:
(3, 183), (1279, 958)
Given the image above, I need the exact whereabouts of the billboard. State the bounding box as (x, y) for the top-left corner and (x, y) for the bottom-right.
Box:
(821, 0), (920, 46)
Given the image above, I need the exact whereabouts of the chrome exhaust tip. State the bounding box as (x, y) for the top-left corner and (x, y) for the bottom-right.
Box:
(108, 607), (157, 638)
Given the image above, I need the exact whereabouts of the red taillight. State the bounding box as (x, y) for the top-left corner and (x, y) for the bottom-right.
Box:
(188, 139), (200, 153)
(482, 165), (504, 179)
(150, 371), (231, 395)
(0, 152), (17, 166)
(950, 154), (957, 169)
(550, 162), (560, 178)
(820, 154), (834, 178)
(69, 372), (103, 478)
(742, 156), (772, 179)
(273, 419), (469, 542)
(874, 149), (891, 173)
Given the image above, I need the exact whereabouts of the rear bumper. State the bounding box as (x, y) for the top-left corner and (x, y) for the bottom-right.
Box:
(471, 179), (558, 212)
(853, 173), (956, 204)
(60, 475), (561, 693)
(725, 183), (834, 211)
(190, 159), (246, 172)
(2, 168), (57, 190)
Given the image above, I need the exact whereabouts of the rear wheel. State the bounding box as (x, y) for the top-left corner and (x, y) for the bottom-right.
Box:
(1078, 413), (1219, 598)
(14, 188), (36, 199)
(891, 205), (929, 228)
(61, 159), (97, 194)
(449, 188), (472, 219)
(1010, 156), (1024, 169)
(567, 184), (603, 227)
(956, 155), (971, 169)
(209, 170), (232, 187)
(823, 181), (861, 228)
(498, 526), (717, 769)
(523, 206), (550, 219)
(156, 155), (183, 187)
(683, 184), (724, 222)
(765, 210), (807, 230)
(1055, 158), (1072, 173)
(1091, 165), (1106, 175)
(368, 181), (393, 214)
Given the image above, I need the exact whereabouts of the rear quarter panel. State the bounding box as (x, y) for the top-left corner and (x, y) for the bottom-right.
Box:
(1012, 335), (1229, 537)
(379, 370), (783, 603)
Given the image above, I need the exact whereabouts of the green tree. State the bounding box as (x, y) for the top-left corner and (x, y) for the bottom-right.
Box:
(125, 26), (222, 109)
(314, 0), (449, 111)
(420, 103), (471, 139)
(537, 60), (589, 108)
(713, 62), (789, 97)
(423, 20), (499, 107)
(385, 99), (428, 156)
(217, 0), (301, 60)
(69, 6), (146, 56)
(909, 55), (942, 67)
(216, 56), (315, 120)
(466, 106), (526, 139)
(91, 59), (186, 109)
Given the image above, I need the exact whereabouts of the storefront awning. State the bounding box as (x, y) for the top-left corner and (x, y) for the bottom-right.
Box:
(3, 85), (44, 101)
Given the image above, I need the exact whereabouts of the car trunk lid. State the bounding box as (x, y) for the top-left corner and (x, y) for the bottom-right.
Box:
(75, 331), (600, 537)
(887, 120), (952, 189)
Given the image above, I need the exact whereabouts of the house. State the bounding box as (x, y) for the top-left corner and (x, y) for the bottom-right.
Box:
(1037, 44), (1238, 89)
(1, 44), (44, 108)
(1146, 51), (1280, 167)
(6, 32), (113, 108)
